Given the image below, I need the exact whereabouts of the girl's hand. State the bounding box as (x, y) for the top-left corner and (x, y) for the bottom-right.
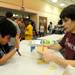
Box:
(43, 50), (57, 62)
(37, 45), (48, 54)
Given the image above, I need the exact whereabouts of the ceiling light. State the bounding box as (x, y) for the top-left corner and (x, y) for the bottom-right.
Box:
(13, 14), (16, 17)
(51, 0), (58, 3)
(60, 3), (65, 7)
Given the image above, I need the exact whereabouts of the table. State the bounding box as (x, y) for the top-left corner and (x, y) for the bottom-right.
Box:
(0, 35), (65, 75)
(37, 34), (64, 42)
(0, 54), (64, 75)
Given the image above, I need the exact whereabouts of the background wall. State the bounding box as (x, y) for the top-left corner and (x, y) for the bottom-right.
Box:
(0, 0), (62, 31)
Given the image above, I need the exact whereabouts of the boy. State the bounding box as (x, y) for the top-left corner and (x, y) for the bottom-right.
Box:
(5, 11), (21, 46)
(41, 5), (75, 67)
(0, 18), (19, 65)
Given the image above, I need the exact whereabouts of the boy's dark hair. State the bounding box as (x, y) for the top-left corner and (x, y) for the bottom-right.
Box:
(5, 11), (13, 18)
(60, 4), (75, 20)
(0, 18), (17, 37)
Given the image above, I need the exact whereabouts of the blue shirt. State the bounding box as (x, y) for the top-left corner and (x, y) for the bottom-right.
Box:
(0, 44), (12, 58)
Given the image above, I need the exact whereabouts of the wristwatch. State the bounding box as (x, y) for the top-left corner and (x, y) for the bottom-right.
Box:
(14, 48), (21, 56)
(14, 48), (18, 51)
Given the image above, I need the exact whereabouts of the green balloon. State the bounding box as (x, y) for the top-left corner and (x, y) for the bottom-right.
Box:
(42, 38), (54, 44)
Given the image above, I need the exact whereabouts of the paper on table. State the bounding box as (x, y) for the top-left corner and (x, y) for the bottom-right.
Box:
(48, 63), (58, 70)
(63, 65), (75, 75)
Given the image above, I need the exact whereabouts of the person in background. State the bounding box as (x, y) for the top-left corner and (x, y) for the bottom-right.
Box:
(15, 18), (25, 40)
(30, 20), (37, 39)
(48, 22), (52, 34)
(5, 11), (21, 46)
(39, 23), (45, 37)
(38, 4), (75, 67)
(54, 20), (64, 34)
(0, 16), (5, 21)
(0, 18), (19, 65)
(25, 15), (37, 39)
(23, 18), (33, 40)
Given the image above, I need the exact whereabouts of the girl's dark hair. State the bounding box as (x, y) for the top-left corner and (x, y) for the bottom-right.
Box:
(60, 4), (75, 20)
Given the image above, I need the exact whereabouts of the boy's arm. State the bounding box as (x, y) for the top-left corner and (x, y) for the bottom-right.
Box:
(0, 34), (20, 65)
(0, 49), (16, 65)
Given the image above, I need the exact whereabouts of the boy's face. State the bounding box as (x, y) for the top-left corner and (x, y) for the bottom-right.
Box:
(0, 35), (11, 45)
(62, 17), (75, 33)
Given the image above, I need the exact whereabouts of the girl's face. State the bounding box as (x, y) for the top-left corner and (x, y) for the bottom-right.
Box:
(62, 17), (75, 33)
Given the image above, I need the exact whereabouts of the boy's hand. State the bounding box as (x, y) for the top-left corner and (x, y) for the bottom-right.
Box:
(15, 34), (21, 56)
(15, 34), (20, 49)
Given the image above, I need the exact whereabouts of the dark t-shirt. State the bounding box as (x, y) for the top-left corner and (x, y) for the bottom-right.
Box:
(59, 32), (75, 60)
(0, 44), (12, 58)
